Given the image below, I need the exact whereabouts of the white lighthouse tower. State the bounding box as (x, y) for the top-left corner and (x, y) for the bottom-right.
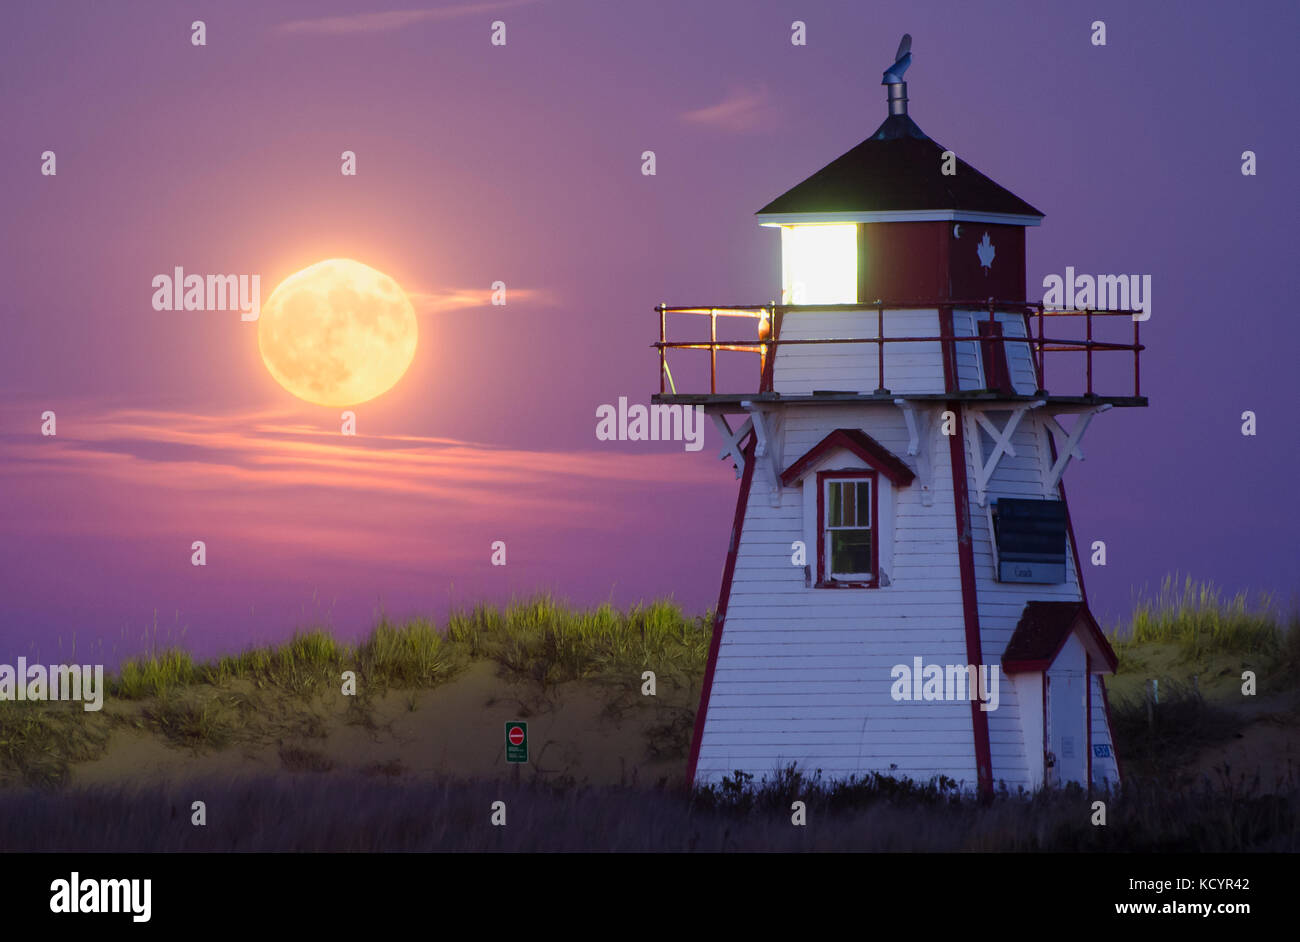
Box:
(656, 36), (1146, 794)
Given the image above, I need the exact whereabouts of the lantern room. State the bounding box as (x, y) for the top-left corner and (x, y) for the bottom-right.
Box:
(756, 45), (1043, 306)
(652, 31), (1146, 408)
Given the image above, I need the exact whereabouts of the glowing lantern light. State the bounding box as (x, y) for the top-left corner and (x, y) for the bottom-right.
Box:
(780, 224), (858, 304)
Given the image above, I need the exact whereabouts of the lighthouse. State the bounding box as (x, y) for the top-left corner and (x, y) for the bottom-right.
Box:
(655, 36), (1146, 793)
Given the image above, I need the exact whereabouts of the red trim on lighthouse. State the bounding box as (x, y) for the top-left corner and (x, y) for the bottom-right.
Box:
(686, 434), (757, 788)
(940, 309), (994, 797)
(977, 320), (1013, 393)
(948, 408), (994, 798)
(781, 428), (915, 488)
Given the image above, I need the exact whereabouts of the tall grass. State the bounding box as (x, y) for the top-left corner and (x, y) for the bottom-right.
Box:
(1118, 575), (1287, 659)
(1277, 612), (1300, 675)
(0, 701), (112, 787)
(0, 771), (1292, 851)
(114, 648), (199, 699)
(115, 621), (462, 700)
(0, 595), (710, 786)
(140, 694), (251, 751)
(4, 585), (1291, 793)
(209, 630), (348, 696)
(356, 617), (462, 688)
(107, 593), (709, 700)
(444, 596), (709, 689)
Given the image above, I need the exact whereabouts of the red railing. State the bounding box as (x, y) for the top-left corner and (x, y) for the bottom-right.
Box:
(653, 299), (1145, 399)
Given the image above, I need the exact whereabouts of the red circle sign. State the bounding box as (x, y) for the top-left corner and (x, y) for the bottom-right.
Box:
(508, 726), (524, 746)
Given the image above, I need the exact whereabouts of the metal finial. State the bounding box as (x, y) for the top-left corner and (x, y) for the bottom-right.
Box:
(881, 33), (912, 115)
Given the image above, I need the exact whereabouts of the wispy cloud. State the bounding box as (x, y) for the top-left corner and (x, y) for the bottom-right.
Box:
(275, 1), (538, 36)
(681, 83), (780, 133)
(409, 286), (549, 316)
(0, 406), (719, 565)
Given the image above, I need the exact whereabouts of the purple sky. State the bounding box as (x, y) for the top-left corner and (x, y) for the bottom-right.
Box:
(2, 0), (1297, 666)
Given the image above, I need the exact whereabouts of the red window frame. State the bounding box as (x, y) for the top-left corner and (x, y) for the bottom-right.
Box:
(815, 469), (879, 588)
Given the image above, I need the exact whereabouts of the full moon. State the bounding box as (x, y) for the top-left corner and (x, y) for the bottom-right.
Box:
(258, 259), (418, 407)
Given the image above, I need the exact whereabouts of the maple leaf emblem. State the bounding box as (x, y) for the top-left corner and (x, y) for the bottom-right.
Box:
(977, 232), (996, 270)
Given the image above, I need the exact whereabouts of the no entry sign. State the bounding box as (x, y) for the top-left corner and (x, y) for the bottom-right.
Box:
(505, 721), (528, 763)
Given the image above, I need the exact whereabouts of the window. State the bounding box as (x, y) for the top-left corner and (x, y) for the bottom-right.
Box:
(780, 224), (858, 305)
(817, 471), (876, 586)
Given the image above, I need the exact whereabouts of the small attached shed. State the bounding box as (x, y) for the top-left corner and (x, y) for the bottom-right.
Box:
(1002, 601), (1121, 789)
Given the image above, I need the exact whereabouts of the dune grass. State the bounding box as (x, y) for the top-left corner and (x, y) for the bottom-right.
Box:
(1, 583), (1294, 792)
(1106, 576), (1299, 782)
(105, 595), (710, 704)
(1106, 577), (1299, 695)
(1118, 574), (1290, 659)
(445, 597), (709, 690)
(139, 694), (247, 751)
(0, 699), (113, 788)
(0, 595), (710, 787)
(114, 647), (200, 700)
(1106, 575), (1299, 699)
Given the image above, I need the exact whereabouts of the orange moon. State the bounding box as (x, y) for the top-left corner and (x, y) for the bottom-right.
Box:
(258, 259), (418, 407)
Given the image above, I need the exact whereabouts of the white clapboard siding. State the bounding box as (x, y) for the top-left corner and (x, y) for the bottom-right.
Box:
(695, 400), (984, 788)
(772, 309), (945, 395)
(1090, 676), (1121, 787)
(958, 407), (1087, 789)
(998, 313), (1040, 395)
(951, 310), (984, 390)
(695, 389), (1113, 792)
(950, 309), (1039, 394)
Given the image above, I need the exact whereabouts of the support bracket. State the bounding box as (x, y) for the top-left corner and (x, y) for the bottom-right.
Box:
(711, 413), (752, 479)
(965, 400), (1045, 506)
(1041, 404), (1112, 492)
(742, 401), (785, 506)
(893, 399), (941, 506)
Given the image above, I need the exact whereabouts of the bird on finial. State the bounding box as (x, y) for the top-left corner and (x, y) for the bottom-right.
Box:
(882, 33), (912, 84)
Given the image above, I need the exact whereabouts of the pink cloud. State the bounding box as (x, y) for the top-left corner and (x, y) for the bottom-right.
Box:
(681, 84), (780, 133)
(275, 1), (538, 36)
(0, 404), (722, 567)
(408, 286), (550, 316)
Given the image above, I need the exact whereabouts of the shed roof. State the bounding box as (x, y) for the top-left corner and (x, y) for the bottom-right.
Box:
(1002, 601), (1118, 674)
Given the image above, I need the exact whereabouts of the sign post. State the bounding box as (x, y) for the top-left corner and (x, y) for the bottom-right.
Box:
(505, 721), (528, 764)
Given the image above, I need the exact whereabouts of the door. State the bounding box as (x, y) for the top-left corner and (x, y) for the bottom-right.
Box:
(1046, 670), (1088, 786)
